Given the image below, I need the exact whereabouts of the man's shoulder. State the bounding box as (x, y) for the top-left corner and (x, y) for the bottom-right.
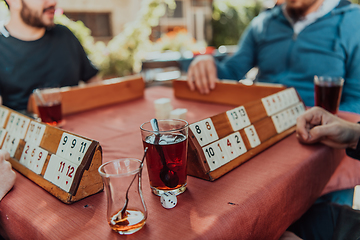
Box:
(47, 24), (76, 38)
(336, 3), (360, 27)
(248, 6), (283, 33)
(335, 1), (360, 15)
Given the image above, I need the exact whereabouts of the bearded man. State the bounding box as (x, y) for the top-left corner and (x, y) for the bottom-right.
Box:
(186, 0), (360, 114)
(0, 0), (100, 111)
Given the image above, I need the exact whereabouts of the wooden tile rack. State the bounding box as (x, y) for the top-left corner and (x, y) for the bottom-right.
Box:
(0, 106), (103, 204)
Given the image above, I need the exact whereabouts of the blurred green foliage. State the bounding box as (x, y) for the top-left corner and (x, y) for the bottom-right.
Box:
(211, 1), (262, 48)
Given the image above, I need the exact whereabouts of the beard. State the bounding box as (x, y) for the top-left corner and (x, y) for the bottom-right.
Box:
(20, 0), (55, 28)
(286, 0), (319, 21)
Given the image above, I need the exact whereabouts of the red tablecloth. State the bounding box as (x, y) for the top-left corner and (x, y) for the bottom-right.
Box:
(1, 86), (360, 240)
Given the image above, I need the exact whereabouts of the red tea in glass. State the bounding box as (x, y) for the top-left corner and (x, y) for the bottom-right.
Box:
(314, 76), (344, 114)
(143, 133), (187, 191)
(140, 119), (188, 196)
(38, 102), (62, 126)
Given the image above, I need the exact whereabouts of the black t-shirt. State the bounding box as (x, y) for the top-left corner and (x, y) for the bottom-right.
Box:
(0, 24), (98, 110)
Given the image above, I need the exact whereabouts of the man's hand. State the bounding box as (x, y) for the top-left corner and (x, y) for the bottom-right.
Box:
(0, 150), (16, 201)
(87, 75), (102, 84)
(187, 55), (218, 94)
(296, 107), (360, 149)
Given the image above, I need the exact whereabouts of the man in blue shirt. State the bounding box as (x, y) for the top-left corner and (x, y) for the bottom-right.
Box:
(187, 0), (360, 114)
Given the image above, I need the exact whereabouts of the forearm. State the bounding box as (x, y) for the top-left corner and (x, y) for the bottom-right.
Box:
(216, 25), (256, 80)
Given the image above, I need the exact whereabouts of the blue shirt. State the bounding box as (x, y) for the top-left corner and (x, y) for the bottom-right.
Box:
(216, 0), (360, 113)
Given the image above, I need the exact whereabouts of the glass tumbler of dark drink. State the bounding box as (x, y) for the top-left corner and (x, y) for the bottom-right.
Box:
(140, 119), (188, 196)
(33, 88), (63, 126)
(314, 76), (344, 114)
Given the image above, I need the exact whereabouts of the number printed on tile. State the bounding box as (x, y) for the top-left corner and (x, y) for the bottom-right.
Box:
(13, 117), (30, 139)
(56, 133), (91, 164)
(25, 121), (36, 142)
(261, 97), (273, 116)
(202, 119), (218, 143)
(32, 123), (46, 146)
(226, 106), (250, 131)
(44, 155), (78, 192)
(19, 142), (33, 168)
(190, 122), (208, 147)
(0, 108), (9, 128)
(0, 129), (7, 147)
(2, 133), (20, 157)
(244, 125), (261, 148)
(272, 114), (284, 134)
(202, 142), (224, 171)
(66, 135), (91, 164)
(232, 132), (247, 156)
(214, 140), (230, 165)
(24, 121), (46, 146)
(5, 113), (17, 132)
(236, 106), (251, 128)
(190, 118), (218, 147)
(288, 88), (299, 104)
(221, 135), (240, 161)
(227, 108), (243, 131)
(8, 136), (20, 158)
(31, 147), (49, 174)
(1, 133), (12, 151)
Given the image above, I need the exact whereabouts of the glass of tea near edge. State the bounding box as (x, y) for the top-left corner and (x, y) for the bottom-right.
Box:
(314, 75), (344, 114)
(33, 88), (63, 126)
(140, 119), (189, 196)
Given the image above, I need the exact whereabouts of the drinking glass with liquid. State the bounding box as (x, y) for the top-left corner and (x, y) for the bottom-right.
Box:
(98, 158), (147, 235)
(314, 76), (344, 114)
(140, 119), (188, 196)
(33, 88), (63, 126)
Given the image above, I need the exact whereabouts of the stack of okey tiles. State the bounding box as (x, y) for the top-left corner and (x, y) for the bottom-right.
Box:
(186, 87), (305, 181)
(0, 106), (103, 204)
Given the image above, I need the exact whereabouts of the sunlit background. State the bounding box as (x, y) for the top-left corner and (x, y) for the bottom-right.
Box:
(1, 0), (359, 79)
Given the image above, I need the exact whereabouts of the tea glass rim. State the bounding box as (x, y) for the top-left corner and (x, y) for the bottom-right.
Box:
(33, 87), (62, 94)
(139, 119), (189, 134)
(98, 158), (142, 178)
(314, 75), (344, 84)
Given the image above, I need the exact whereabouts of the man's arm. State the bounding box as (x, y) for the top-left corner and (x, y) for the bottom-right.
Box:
(338, 11), (360, 114)
(187, 16), (258, 94)
(0, 150), (16, 201)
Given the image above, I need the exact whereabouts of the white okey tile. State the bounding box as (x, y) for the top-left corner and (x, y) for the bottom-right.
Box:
(244, 125), (261, 148)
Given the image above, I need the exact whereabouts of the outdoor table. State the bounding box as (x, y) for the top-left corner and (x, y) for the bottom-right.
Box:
(1, 86), (360, 240)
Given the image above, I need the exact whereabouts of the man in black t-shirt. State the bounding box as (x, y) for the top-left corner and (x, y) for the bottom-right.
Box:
(0, 0), (100, 110)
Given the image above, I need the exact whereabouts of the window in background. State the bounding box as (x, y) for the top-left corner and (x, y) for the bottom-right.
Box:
(167, 0), (184, 18)
(64, 12), (112, 41)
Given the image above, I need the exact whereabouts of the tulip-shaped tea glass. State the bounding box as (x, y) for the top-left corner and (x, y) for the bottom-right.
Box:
(140, 119), (188, 196)
(98, 158), (147, 235)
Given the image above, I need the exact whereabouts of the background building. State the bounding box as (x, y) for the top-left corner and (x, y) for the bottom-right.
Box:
(58, 0), (213, 43)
